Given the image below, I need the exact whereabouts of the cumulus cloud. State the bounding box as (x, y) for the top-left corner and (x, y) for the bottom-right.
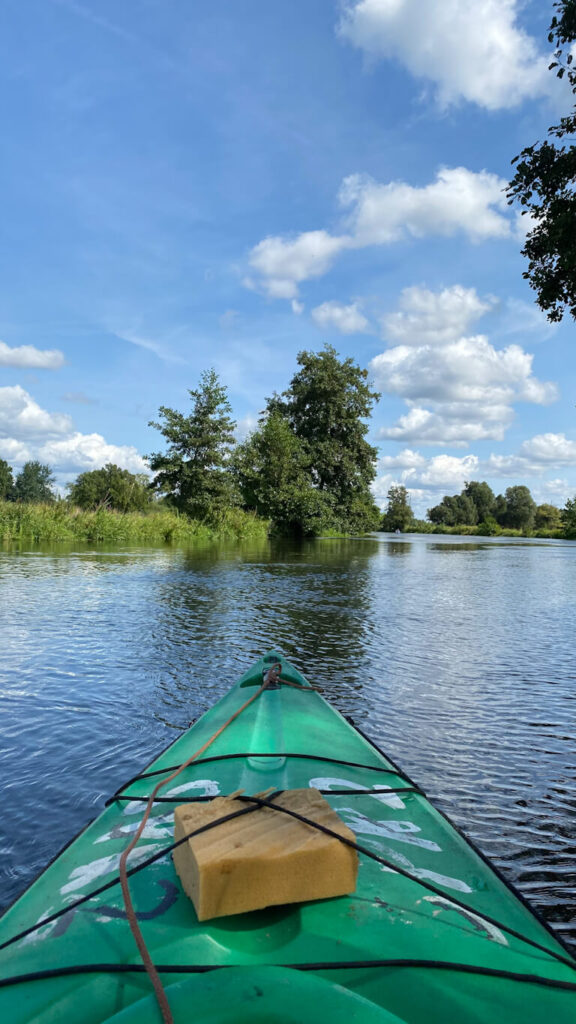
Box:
(340, 168), (511, 246)
(0, 340), (65, 370)
(337, 0), (550, 110)
(377, 406), (510, 446)
(371, 286), (558, 446)
(0, 385), (146, 478)
(382, 285), (495, 346)
(519, 433), (576, 465)
(0, 386), (72, 440)
(373, 452), (479, 507)
(37, 433), (146, 474)
(484, 434), (576, 477)
(246, 230), (350, 300)
(311, 300), (370, 334)
(246, 168), (512, 299)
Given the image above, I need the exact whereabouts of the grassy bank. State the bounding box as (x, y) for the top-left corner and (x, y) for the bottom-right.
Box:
(403, 520), (569, 539)
(0, 502), (269, 544)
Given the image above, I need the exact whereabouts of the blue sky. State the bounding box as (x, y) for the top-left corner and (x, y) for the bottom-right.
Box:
(0, 0), (575, 514)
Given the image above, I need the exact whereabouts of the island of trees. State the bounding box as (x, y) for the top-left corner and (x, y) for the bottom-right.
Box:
(1, 345), (575, 543)
(381, 483), (576, 540)
(0, 347), (381, 542)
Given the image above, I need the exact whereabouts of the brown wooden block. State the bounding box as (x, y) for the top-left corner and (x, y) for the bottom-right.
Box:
(173, 789), (358, 921)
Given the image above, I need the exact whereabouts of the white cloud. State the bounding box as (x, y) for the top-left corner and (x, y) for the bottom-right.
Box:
(337, 0), (550, 110)
(246, 168), (513, 299)
(340, 168), (511, 246)
(0, 385), (146, 478)
(485, 434), (576, 476)
(247, 230), (350, 300)
(377, 406), (510, 445)
(519, 433), (576, 465)
(378, 448), (426, 471)
(371, 286), (558, 446)
(0, 386), (72, 440)
(0, 340), (65, 370)
(311, 300), (370, 334)
(37, 433), (146, 474)
(382, 285), (494, 346)
(372, 336), (557, 407)
(372, 452), (479, 508)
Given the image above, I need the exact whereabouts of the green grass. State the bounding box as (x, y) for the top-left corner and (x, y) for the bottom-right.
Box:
(0, 502), (269, 544)
(405, 523), (571, 540)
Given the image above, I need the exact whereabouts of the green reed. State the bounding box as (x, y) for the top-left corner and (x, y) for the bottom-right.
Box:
(0, 502), (269, 543)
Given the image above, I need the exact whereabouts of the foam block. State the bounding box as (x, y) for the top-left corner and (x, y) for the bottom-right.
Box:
(173, 789), (358, 921)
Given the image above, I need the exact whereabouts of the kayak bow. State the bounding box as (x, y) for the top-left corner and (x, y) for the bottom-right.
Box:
(1, 652), (574, 1023)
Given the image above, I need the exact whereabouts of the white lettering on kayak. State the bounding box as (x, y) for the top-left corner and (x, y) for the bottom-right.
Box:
(331, 806), (473, 894)
(95, 813), (173, 844)
(423, 895), (508, 944)
(60, 845), (162, 896)
(308, 777), (406, 810)
(122, 779), (220, 817)
(340, 808), (441, 852)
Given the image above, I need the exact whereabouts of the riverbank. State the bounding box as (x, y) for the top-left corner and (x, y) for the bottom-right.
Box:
(404, 520), (572, 539)
(0, 501), (269, 543)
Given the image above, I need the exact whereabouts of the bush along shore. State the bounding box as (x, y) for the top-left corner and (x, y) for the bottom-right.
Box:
(0, 502), (268, 544)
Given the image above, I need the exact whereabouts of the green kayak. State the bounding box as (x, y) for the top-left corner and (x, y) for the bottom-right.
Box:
(1, 652), (575, 1023)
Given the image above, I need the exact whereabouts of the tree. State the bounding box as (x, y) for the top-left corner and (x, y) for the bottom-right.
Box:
(427, 493), (477, 527)
(147, 369), (237, 520)
(503, 485), (536, 531)
(381, 485), (413, 532)
(463, 481), (495, 523)
(507, 2), (576, 322)
(534, 503), (563, 531)
(68, 464), (152, 512)
(492, 494), (508, 525)
(0, 459), (14, 500)
(232, 411), (332, 535)
(561, 495), (576, 536)
(267, 346), (381, 533)
(12, 462), (56, 503)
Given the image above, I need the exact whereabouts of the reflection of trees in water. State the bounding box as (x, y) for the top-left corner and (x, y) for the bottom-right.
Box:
(385, 542), (413, 556)
(152, 538), (382, 725)
(427, 543), (485, 553)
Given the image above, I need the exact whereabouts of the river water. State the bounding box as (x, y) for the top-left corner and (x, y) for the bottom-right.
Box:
(1, 533), (575, 949)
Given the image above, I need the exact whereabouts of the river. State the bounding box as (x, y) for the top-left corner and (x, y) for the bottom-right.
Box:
(0, 533), (575, 949)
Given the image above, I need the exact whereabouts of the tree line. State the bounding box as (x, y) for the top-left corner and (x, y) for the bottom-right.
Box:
(0, 347), (382, 538)
(382, 482), (576, 538)
(4, 341), (576, 541)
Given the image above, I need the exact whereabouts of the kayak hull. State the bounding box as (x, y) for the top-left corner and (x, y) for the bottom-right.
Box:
(1, 652), (574, 1022)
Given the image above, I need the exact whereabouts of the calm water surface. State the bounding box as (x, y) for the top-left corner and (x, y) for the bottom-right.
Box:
(1, 534), (575, 948)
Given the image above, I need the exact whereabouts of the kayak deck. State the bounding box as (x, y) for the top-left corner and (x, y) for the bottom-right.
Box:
(0, 652), (575, 1023)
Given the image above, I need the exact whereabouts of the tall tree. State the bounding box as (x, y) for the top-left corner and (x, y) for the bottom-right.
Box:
(428, 493), (477, 527)
(463, 481), (495, 523)
(233, 411), (337, 536)
(503, 485), (536, 531)
(147, 369), (237, 520)
(267, 346), (381, 533)
(0, 459), (14, 500)
(561, 495), (576, 536)
(381, 485), (413, 532)
(534, 503), (563, 531)
(507, 1), (576, 322)
(12, 462), (56, 503)
(68, 464), (152, 513)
